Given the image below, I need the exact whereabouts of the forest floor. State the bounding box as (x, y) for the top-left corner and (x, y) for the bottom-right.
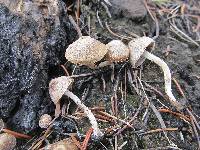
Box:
(1, 0), (200, 149)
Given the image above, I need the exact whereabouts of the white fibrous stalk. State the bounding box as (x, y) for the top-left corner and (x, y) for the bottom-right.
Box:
(143, 51), (183, 110)
(64, 90), (103, 138)
(49, 76), (102, 138)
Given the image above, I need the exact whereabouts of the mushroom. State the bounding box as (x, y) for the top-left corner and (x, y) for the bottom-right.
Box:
(98, 40), (130, 68)
(128, 36), (183, 110)
(65, 36), (108, 68)
(49, 76), (74, 117)
(129, 36), (155, 68)
(105, 40), (130, 62)
(40, 138), (78, 150)
(39, 114), (52, 129)
(0, 133), (16, 150)
(49, 76), (102, 138)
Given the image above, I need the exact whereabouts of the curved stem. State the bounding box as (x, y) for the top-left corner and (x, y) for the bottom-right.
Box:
(143, 51), (183, 110)
(64, 90), (103, 138)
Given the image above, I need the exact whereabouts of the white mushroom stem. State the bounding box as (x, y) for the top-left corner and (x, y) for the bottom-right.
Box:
(64, 89), (103, 138)
(143, 51), (183, 110)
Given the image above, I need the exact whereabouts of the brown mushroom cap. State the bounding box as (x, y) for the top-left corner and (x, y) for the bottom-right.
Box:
(39, 114), (52, 129)
(0, 133), (16, 150)
(40, 138), (78, 150)
(105, 40), (130, 62)
(128, 36), (155, 67)
(49, 76), (74, 104)
(65, 36), (108, 68)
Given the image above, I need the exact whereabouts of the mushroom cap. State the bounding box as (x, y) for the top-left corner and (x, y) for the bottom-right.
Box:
(105, 40), (130, 62)
(42, 138), (78, 150)
(39, 114), (52, 129)
(65, 36), (108, 68)
(49, 76), (74, 104)
(0, 133), (16, 150)
(128, 36), (155, 67)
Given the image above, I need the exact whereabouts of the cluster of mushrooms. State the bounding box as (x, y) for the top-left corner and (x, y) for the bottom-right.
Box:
(42, 36), (183, 139)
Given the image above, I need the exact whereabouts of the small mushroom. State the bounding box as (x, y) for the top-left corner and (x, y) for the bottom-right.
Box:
(39, 114), (52, 129)
(49, 76), (74, 117)
(128, 36), (183, 110)
(49, 76), (102, 138)
(106, 40), (129, 62)
(0, 133), (16, 150)
(98, 40), (130, 67)
(129, 36), (155, 68)
(65, 36), (108, 68)
(40, 138), (78, 150)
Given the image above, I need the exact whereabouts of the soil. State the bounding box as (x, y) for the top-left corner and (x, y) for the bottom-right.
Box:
(0, 0), (200, 149)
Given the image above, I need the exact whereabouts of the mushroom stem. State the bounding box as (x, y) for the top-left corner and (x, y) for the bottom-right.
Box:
(143, 51), (183, 110)
(64, 89), (103, 138)
(55, 103), (61, 118)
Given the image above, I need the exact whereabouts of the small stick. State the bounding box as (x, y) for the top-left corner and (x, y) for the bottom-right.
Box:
(150, 102), (174, 145)
(143, 0), (159, 39)
(96, 11), (104, 28)
(172, 77), (186, 98)
(118, 141), (127, 150)
(0, 119), (31, 139)
(98, 111), (133, 128)
(2, 128), (32, 139)
(140, 127), (178, 136)
(0, 119), (32, 139)
(94, 114), (113, 122)
(190, 116), (200, 149)
(114, 103), (142, 136)
(76, 0), (80, 24)
(30, 125), (53, 150)
(114, 135), (118, 150)
(124, 29), (139, 38)
(90, 107), (105, 111)
(60, 65), (70, 76)
(101, 2), (111, 18)
(187, 108), (200, 131)
(101, 75), (106, 92)
(138, 77), (175, 146)
(144, 82), (166, 99)
(69, 15), (82, 38)
(88, 16), (91, 36)
(105, 22), (132, 40)
(158, 108), (190, 122)
(67, 3), (74, 12)
(81, 128), (94, 150)
(170, 22), (199, 46)
(69, 72), (96, 78)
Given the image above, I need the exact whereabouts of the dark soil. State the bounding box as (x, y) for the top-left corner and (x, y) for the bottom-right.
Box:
(0, 0), (77, 133)
(0, 0), (200, 149)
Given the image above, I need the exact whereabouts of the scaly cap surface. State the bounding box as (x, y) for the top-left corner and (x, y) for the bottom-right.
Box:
(65, 36), (108, 68)
(105, 40), (129, 62)
(128, 36), (155, 67)
(49, 76), (74, 104)
(0, 133), (16, 150)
